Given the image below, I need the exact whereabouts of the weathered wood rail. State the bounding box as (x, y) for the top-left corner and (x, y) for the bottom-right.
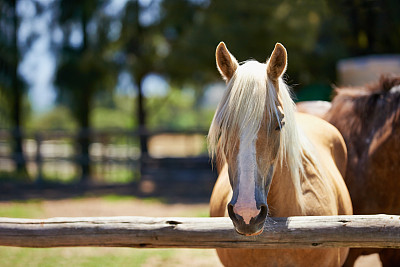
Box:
(1, 215), (400, 249)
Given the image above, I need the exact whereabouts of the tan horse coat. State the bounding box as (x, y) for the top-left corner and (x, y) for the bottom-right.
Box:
(210, 113), (353, 267)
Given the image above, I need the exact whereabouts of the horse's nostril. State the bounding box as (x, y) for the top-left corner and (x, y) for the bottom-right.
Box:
(228, 202), (268, 225)
(227, 202), (268, 236)
(227, 203), (239, 223)
(253, 204), (268, 224)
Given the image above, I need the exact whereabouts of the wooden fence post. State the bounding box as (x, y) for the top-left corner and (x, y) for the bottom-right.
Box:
(35, 132), (43, 184)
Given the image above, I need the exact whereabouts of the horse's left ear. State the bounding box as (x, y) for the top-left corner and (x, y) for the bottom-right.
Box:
(267, 43), (287, 82)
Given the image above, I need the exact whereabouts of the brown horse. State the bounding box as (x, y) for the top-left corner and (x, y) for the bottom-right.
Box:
(208, 42), (352, 266)
(297, 75), (400, 266)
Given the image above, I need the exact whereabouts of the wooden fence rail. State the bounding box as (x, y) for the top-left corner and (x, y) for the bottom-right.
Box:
(1, 215), (400, 249)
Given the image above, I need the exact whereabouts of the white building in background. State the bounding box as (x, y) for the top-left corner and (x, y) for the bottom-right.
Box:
(337, 55), (400, 87)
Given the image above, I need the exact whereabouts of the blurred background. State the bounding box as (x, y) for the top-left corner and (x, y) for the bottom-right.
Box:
(1, 1), (400, 266)
(1, 0), (400, 195)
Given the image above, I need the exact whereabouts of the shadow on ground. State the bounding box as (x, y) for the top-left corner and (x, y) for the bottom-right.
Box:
(0, 171), (217, 204)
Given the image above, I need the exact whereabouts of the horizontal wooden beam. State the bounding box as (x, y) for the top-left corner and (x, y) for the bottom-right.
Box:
(1, 215), (400, 249)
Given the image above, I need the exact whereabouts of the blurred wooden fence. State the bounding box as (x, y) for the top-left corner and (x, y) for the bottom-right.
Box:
(0, 129), (215, 188)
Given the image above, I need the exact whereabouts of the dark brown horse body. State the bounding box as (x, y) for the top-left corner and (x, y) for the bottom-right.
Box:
(297, 76), (400, 266)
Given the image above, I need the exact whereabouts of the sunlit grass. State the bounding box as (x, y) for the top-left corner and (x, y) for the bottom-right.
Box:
(99, 194), (165, 204)
(0, 247), (220, 267)
(192, 209), (210, 218)
(0, 200), (44, 218)
(0, 195), (214, 266)
(0, 247), (178, 267)
(92, 166), (140, 184)
(100, 194), (138, 202)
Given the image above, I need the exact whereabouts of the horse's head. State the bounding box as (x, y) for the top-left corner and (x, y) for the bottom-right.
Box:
(209, 42), (288, 236)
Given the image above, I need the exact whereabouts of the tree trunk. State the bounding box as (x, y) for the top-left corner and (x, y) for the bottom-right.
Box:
(11, 0), (28, 179)
(136, 75), (149, 179)
(78, 8), (91, 182)
(132, 0), (148, 156)
(137, 75), (148, 155)
(78, 101), (91, 182)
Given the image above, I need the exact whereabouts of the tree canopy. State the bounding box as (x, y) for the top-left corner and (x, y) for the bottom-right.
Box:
(2, 0), (400, 181)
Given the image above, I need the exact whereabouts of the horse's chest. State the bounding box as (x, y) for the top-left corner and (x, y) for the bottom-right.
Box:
(216, 248), (344, 267)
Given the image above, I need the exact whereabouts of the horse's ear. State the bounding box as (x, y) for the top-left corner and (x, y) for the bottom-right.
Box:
(216, 42), (239, 82)
(267, 43), (287, 82)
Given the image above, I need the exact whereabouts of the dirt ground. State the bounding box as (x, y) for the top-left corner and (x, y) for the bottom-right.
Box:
(1, 197), (382, 266)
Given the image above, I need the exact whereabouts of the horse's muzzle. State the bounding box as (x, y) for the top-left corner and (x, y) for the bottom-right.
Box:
(227, 202), (268, 236)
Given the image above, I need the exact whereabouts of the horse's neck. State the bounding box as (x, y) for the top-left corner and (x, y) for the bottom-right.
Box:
(267, 162), (304, 217)
(267, 155), (339, 217)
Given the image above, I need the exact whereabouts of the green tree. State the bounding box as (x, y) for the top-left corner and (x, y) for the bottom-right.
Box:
(162, 0), (333, 90)
(54, 0), (117, 181)
(115, 0), (160, 154)
(115, 0), (211, 154)
(0, 0), (28, 178)
(327, 0), (400, 56)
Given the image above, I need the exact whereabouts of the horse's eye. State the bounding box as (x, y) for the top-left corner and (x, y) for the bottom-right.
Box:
(275, 121), (285, 131)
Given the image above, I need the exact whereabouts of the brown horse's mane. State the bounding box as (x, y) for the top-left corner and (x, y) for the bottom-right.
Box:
(331, 75), (400, 119)
(334, 75), (400, 96)
(327, 75), (400, 159)
(367, 75), (400, 93)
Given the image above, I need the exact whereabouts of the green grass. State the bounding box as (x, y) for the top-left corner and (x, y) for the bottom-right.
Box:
(192, 209), (210, 218)
(100, 194), (165, 204)
(0, 247), (218, 267)
(0, 247), (176, 267)
(0, 201), (44, 218)
(100, 194), (139, 202)
(93, 166), (140, 184)
(141, 197), (166, 204)
(0, 197), (215, 266)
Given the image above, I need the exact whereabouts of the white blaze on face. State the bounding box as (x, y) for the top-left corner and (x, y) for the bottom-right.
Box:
(233, 136), (260, 224)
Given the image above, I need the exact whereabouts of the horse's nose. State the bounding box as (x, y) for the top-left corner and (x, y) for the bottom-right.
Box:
(227, 202), (268, 236)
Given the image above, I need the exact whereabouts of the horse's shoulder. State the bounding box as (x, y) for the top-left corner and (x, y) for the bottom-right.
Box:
(296, 113), (352, 216)
(296, 112), (345, 147)
(296, 112), (347, 173)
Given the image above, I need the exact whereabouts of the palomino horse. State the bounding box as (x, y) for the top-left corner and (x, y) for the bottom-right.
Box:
(298, 75), (400, 266)
(208, 42), (353, 267)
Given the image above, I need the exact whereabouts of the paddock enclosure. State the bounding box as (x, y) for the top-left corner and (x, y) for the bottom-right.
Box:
(1, 215), (400, 249)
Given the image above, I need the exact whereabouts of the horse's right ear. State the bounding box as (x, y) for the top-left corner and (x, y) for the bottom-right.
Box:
(216, 42), (239, 82)
(267, 43), (287, 82)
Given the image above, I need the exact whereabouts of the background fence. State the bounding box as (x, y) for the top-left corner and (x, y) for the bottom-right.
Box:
(0, 129), (217, 198)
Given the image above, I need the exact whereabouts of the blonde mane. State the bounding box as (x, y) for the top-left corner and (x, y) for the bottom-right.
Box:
(208, 60), (319, 210)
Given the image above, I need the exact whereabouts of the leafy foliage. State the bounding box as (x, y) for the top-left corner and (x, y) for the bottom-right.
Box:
(54, 0), (117, 126)
(147, 87), (214, 130)
(26, 105), (78, 131)
(3, 0), (400, 183)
